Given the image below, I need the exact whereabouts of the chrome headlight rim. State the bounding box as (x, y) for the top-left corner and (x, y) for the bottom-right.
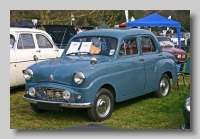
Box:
(62, 90), (71, 100)
(182, 54), (186, 58)
(74, 72), (85, 85)
(28, 87), (36, 97)
(185, 97), (190, 112)
(22, 69), (33, 80)
(177, 54), (181, 58)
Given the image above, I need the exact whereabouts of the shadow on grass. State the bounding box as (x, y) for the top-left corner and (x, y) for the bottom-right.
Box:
(10, 85), (25, 94)
(113, 92), (155, 112)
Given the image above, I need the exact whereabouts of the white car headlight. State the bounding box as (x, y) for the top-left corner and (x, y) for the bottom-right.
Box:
(22, 69), (33, 80)
(27, 87), (36, 97)
(185, 97), (190, 112)
(74, 72), (85, 84)
(62, 90), (71, 100)
(182, 55), (186, 58)
(177, 54), (181, 58)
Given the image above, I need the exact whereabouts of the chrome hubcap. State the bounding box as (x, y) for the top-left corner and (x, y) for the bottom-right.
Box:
(96, 95), (111, 117)
(159, 78), (169, 96)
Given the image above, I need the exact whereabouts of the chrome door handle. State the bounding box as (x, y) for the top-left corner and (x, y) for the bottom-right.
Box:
(139, 58), (144, 61)
(158, 54), (162, 56)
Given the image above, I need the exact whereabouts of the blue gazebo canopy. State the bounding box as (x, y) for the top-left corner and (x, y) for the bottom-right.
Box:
(126, 13), (182, 47)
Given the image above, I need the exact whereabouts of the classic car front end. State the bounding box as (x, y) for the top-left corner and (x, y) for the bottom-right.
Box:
(182, 94), (190, 129)
(157, 36), (187, 64)
(23, 28), (178, 122)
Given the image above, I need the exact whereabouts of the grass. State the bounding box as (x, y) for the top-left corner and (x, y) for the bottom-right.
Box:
(10, 76), (190, 130)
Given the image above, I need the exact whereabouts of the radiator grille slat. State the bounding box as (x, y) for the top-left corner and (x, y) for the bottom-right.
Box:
(36, 88), (66, 102)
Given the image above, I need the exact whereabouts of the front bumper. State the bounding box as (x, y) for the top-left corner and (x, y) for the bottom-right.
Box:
(23, 95), (92, 108)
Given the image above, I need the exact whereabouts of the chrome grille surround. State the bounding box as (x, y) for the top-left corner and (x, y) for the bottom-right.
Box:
(35, 87), (75, 102)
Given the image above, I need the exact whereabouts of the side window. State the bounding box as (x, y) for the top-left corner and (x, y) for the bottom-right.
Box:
(36, 34), (53, 48)
(17, 34), (35, 49)
(141, 36), (156, 53)
(10, 34), (15, 48)
(119, 37), (138, 56)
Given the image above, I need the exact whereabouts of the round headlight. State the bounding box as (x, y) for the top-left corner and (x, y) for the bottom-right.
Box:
(28, 87), (36, 97)
(182, 54), (186, 58)
(62, 90), (71, 100)
(74, 72), (85, 84)
(185, 97), (190, 112)
(22, 69), (33, 80)
(177, 54), (181, 58)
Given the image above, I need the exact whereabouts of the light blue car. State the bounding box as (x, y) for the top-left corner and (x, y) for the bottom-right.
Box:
(23, 28), (178, 122)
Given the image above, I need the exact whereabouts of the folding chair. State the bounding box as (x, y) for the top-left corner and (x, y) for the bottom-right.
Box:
(179, 58), (190, 86)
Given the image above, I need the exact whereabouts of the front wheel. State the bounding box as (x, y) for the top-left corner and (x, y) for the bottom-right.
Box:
(154, 73), (171, 98)
(87, 88), (114, 122)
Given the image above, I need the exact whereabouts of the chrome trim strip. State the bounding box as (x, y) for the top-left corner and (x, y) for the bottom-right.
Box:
(23, 95), (92, 108)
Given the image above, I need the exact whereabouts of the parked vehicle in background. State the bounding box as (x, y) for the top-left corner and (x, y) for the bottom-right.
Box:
(156, 36), (187, 64)
(182, 94), (190, 129)
(10, 27), (64, 88)
(38, 24), (77, 49)
(170, 33), (185, 46)
(23, 28), (178, 122)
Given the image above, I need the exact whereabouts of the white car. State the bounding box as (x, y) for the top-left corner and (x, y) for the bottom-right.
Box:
(10, 27), (64, 88)
(170, 33), (185, 45)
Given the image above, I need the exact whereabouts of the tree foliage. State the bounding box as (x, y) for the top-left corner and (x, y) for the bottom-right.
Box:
(10, 10), (190, 32)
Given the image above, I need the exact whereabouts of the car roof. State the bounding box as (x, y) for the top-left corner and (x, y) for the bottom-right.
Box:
(10, 27), (53, 41)
(74, 28), (155, 39)
(10, 27), (47, 34)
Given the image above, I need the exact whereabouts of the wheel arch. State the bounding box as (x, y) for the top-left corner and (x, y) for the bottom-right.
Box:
(99, 84), (116, 102)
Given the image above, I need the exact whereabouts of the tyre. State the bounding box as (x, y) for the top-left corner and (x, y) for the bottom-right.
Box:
(154, 73), (171, 98)
(30, 103), (47, 113)
(87, 88), (114, 122)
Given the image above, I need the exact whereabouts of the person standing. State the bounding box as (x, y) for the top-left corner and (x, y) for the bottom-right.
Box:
(77, 27), (83, 34)
(166, 28), (172, 36)
(166, 34), (173, 43)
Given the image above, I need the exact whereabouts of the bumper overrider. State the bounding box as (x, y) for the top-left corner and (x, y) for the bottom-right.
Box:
(23, 86), (92, 109)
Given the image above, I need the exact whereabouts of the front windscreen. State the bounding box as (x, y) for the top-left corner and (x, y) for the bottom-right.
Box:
(65, 36), (118, 56)
(157, 37), (175, 47)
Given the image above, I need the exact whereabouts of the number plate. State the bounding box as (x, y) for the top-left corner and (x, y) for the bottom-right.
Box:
(37, 103), (61, 111)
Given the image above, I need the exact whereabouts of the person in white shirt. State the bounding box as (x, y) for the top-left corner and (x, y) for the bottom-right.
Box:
(77, 27), (83, 34)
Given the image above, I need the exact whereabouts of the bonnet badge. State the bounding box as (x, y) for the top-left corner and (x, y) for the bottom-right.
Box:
(49, 74), (53, 81)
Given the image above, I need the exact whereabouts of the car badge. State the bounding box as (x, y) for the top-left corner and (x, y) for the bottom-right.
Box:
(56, 92), (60, 98)
(49, 74), (53, 81)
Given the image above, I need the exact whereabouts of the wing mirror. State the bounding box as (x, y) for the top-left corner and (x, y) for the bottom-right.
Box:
(33, 55), (38, 63)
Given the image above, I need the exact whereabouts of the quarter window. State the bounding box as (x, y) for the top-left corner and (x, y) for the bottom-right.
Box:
(17, 34), (35, 49)
(36, 34), (53, 48)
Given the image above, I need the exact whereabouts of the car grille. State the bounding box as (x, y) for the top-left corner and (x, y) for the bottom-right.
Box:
(35, 87), (73, 102)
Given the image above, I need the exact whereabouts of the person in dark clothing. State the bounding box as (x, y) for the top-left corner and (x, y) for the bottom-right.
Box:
(166, 34), (173, 43)
(166, 28), (172, 35)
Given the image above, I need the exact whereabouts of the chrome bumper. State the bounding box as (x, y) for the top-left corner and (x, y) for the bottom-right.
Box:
(23, 95), (92, 108)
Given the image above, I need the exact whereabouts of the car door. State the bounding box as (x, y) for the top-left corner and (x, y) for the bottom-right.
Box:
(139, 35), (163, 90)
(117, 36), (145, 97)
(15, 33), (39, 85)
(10, 34), (17, 87)
(35, 33), (61, 60)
